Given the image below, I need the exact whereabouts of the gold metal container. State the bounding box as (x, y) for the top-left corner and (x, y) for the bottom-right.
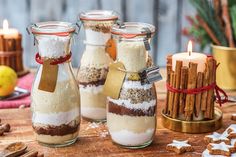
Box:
(212, 45), (236, 90)
(161, 107), (222, 133)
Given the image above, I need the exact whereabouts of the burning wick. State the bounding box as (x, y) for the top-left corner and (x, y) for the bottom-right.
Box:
(187, 40), (192, 56)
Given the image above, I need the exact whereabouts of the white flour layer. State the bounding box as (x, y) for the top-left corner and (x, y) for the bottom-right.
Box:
(110, 129), (154, 146)
(32, 107), (80, 126)
(79, 85), (103, 94)
(85, 29), (111, 45)
(81, 107), (106, 120)
(108, 97), (156, 110)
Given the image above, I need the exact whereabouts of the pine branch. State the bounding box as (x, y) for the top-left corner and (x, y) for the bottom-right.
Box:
(190, 0), (228, 46)
(230, 5), (236, 40)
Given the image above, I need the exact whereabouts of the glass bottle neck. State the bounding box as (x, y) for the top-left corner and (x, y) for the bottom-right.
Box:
(117, 40), (148, 72)
(36, 35), (72, 58)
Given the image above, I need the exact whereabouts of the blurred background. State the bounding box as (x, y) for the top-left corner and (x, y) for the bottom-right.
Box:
(0, 0), (200, 68)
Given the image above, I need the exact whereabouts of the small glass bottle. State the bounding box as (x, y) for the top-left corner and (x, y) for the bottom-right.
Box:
(77, 10), (118, 121)
(107, 22), (157, 148)
(30, 21), (80, 147)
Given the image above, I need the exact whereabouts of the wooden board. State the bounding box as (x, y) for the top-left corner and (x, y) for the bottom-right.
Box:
(0, 93), (235, 156)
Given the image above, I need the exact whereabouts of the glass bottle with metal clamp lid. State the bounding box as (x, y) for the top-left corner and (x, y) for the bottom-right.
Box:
(107, 22), (162, 148)
(77, 10), (118, 121)
(29, 21), (80, 147)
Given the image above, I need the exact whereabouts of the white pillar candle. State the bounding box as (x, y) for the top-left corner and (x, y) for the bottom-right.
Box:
(0, 19), (19, 38)
(172, 41), (207, 121)
(172, 41), (207, 72)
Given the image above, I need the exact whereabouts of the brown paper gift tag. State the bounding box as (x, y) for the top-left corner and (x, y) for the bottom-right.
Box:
(38, 60), (58, 92)
(103, 62), (126, 99)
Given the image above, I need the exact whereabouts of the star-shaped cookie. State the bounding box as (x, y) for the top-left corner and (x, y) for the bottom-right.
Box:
(207, 142), (235, 156)
(227, 126), (236, 139)
(204, 132), (230, 144)
(166, 140), (194, 154)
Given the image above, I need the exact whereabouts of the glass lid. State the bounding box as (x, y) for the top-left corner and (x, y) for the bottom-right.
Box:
(79, 10), (118, 21)
(111, 22), (156, 39)
(30, 21), (76, 35)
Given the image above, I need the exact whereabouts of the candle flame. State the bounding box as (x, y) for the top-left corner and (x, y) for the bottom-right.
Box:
(187, 40), (193, 56)
(3, 19), (9, 30)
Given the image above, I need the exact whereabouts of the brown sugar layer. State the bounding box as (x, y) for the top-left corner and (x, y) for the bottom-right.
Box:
(108, 101), (156, 116)
(78, 67), (108, 83)
(33, 120), (79, 136)
(119, 87), (156, 104)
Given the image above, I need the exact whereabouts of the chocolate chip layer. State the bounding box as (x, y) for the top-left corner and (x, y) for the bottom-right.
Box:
(119, 86), (156, 104)
(79, 79), (106, 87)
(33, 120), (79, 136)
(78, 67), (108, 83)
(108, 101), (156, 116)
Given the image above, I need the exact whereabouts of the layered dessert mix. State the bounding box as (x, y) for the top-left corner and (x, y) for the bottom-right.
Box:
(30, 22), (80, 146)
(31, 74), (80, 145)
(78, 45), (113, 120)
(107, 40), (157, 147)
(78, 11), (117, 121)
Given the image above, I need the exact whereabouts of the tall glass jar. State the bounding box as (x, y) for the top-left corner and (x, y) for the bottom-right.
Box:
(107, 22), (157, 148)
(30, 21), (80, 147)
(77, 10), (118, 121)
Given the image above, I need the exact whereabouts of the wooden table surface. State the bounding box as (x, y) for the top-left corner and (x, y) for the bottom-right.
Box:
(0, 70), (236, 157)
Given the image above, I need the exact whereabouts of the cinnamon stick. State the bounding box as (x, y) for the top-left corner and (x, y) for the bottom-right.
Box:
(214, 0), (224, 30)
(221, 0), (235, 47)
(165, 55), (172, 114)
(196, 15), (221, 45)
(195, 72), (204, 117)
(168, 72), (176, 117)
(0, 35), (4, 51)
(21, 150), (38, 157)
(172, 61), (182, 119)
(179, 66), (188, 115)
(4, 38), (15, 51)
(15, 34), (22, 51)
(185, 62), (198, 121)
(201, 63), (209, 111)
(205, 58), (216, 119)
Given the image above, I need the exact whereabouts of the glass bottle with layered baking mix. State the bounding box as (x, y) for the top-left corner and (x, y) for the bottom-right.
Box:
(29, 21), (80, 147)
(77, 10), (118, 121)
(107, 22), (157, 148)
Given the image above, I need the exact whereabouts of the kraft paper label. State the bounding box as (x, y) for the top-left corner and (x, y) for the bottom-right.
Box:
(38, 60), (58, 92)
(103, 62), (126, 99)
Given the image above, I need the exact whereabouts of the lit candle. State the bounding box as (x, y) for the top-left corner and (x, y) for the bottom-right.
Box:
(172, 41), (207, 72)
(0, 19), (19, 38)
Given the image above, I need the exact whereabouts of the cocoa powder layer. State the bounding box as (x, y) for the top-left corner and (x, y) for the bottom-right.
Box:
(108, 101), (156, 116)
(78, 67), (108, 83)
(33, 120), (79, 136)
(119, 87), (156, 104)
(79, 79), (106, 87)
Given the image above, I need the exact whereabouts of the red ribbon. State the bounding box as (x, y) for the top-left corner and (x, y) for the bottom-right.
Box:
(166, 83), (228, 106)
(35, 52), (72, 65)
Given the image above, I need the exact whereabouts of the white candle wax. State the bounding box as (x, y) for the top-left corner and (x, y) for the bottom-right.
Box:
(0, 28), (18, 38)
(172, 52), (207, 72)
(0, 20), (19, 38)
